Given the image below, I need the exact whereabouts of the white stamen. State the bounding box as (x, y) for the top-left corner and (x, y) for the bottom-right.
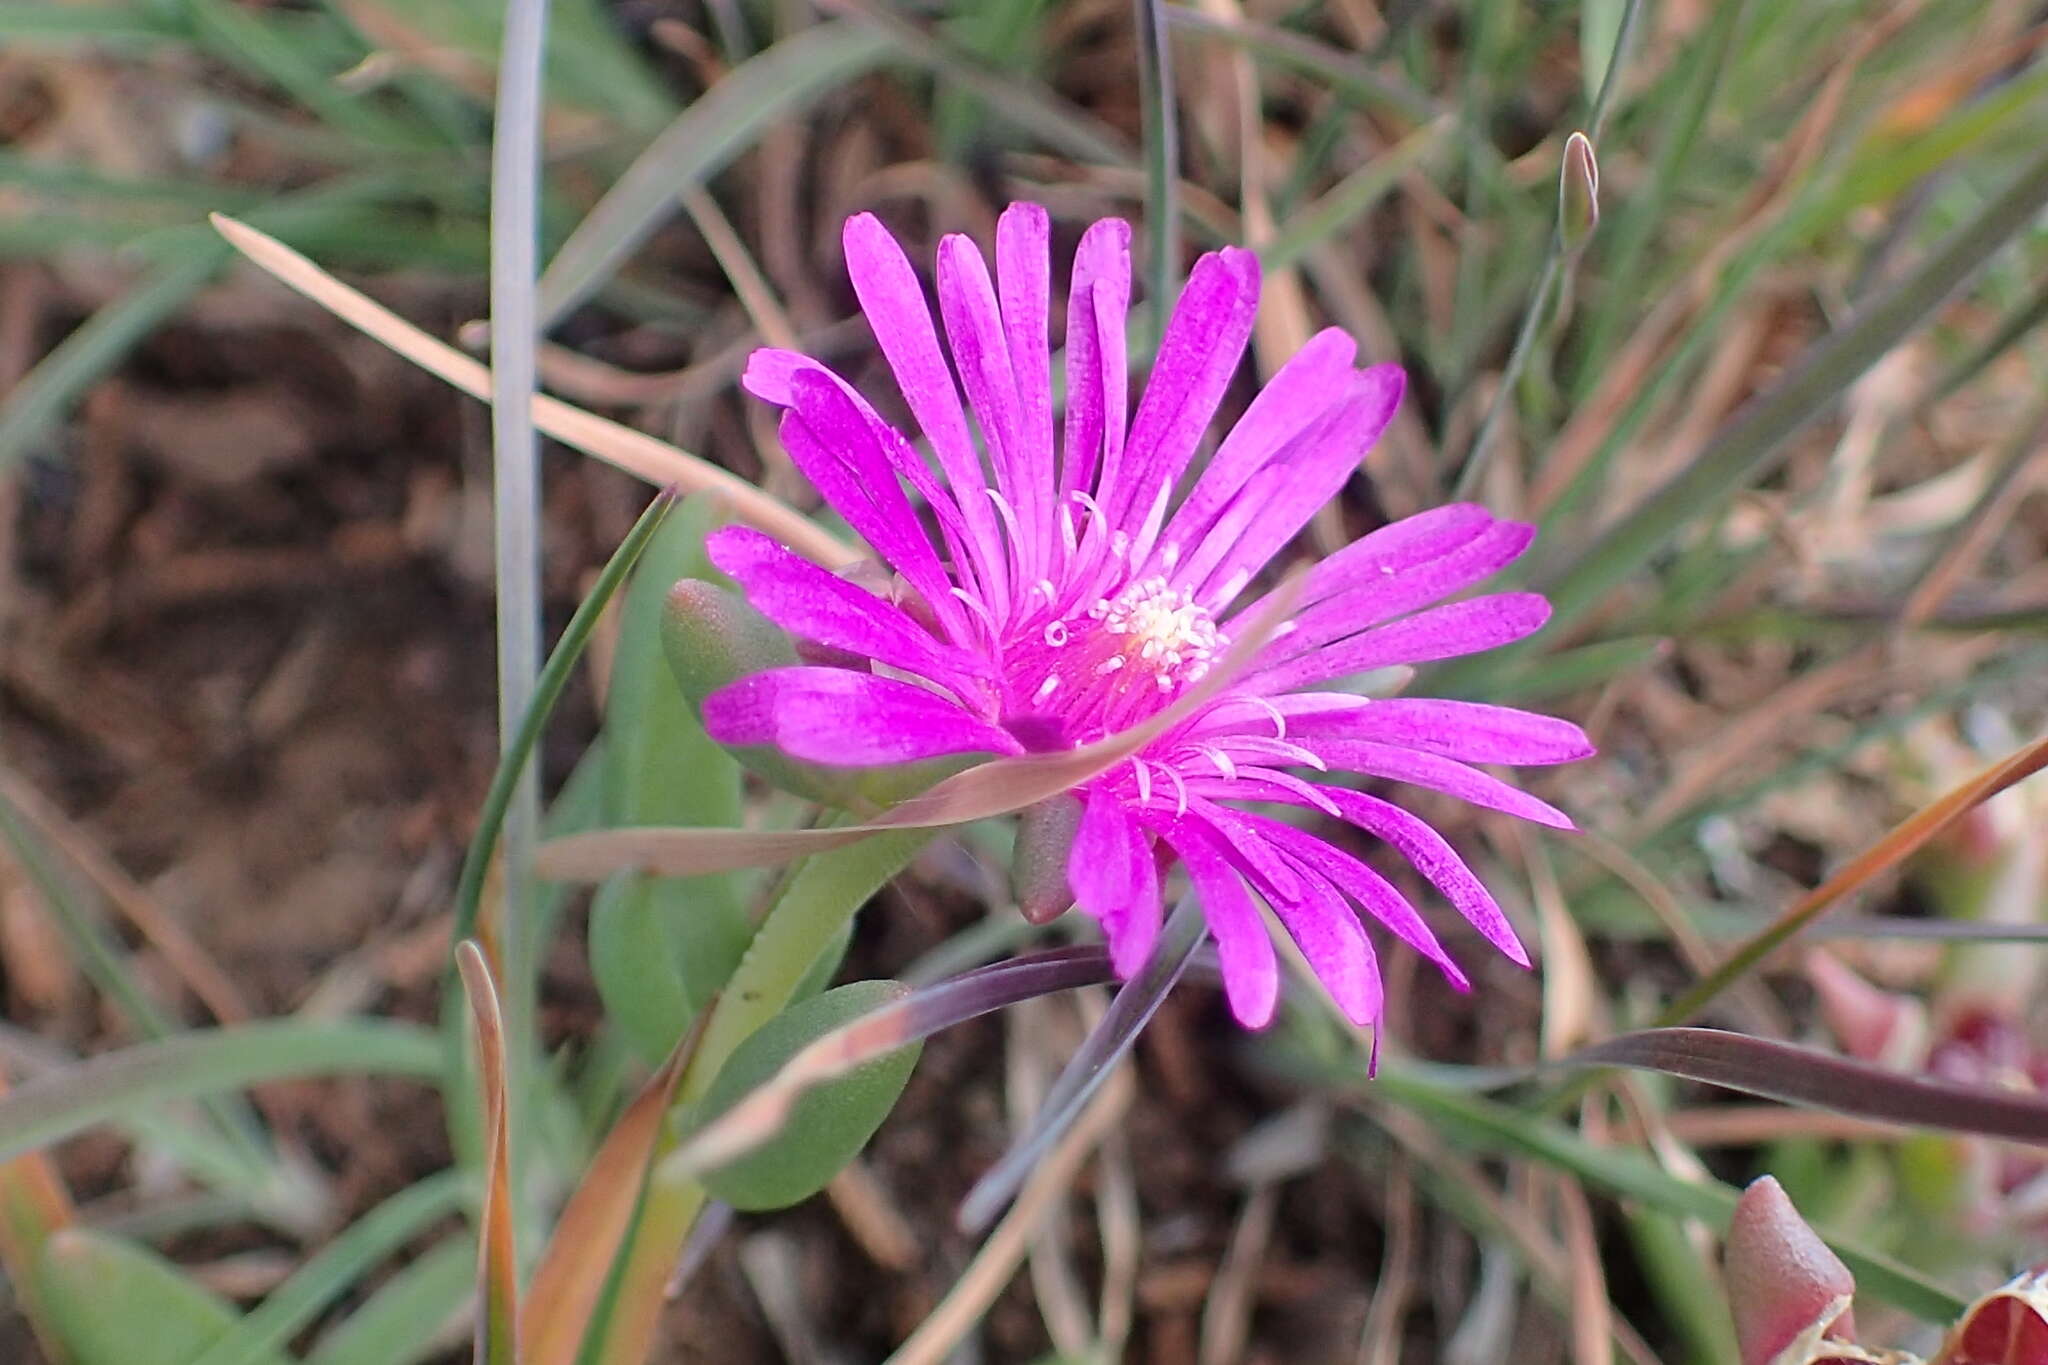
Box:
(1131, 758), (1152, 806)
(1035, 674), (1061, 703)
(1251, 696), (1288, 738)
(1164, 765), (1190, 817)
(1201, 746), (1238, 781)
(985, 487), (1023, 541)
(1070, 489), (1108, 539)
(950, 586), (999, 641)
(1043, 620), (1069, 647)
(1095, 655), (1127, 675)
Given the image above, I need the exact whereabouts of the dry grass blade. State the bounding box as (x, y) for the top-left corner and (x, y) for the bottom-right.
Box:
(664, 949), (1115, 1183)
(1572, 1028), (2048, 1145)
(455, 941), (519, 1365)
(205, 215), (853, 568)
(537, 571), (1306, 880)
(1658, 729), (2048, 1026)
(0, 765), (252, 1026)
(884, 1066), (1134, 1365)
(519, 1040), (693, 1365)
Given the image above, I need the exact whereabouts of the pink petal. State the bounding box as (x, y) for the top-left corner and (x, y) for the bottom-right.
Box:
(1248, 593), (1551, 694)
(1298, 504), (1498, 604)
(703, 666), (1022, 764)
(1071, 785), (1139, 919)
(777, 383), (988, 646)
(1287, 698), (1595, 766)
(1188, 365), (1405, 608)
(997, 203), (1055, 574)
(1317, 785), (1530, 967)
(1303, 739), (1575, 829)
(1102, 248), (1260, 526)
(1156, 817), (1279, 1028)
(1149, 328), (1358, 574)
(1060, 218), (1131, 497)
(1117, 820), (1163, 976)
(1261, 520), (1536, 666)
(1182, 797), (1302, 902)
(1269, 867), (1382, 1029)
(842, 213), (1011, 611)
(1220, 502), (1493, 639)
(706, 525), (991, 703)
(1069, 787), (1163, 977)
(937, 235), (1025, 499)
(1247, 815), (1468, 991)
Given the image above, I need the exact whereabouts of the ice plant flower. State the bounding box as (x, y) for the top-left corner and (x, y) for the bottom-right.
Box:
(703, 203), (1593, 1031)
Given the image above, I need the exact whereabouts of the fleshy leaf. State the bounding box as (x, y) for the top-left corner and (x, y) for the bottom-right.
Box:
(1724, 1175), (1857, 1365)
(1937, 1269), (2048, 1365)
(37, 1228), (291, 1365)
(690, 981), (924, 1211)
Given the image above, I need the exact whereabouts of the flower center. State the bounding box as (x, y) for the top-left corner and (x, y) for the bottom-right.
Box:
(1004, 577), (1226, 746)
(1088, 577), (1222, 688)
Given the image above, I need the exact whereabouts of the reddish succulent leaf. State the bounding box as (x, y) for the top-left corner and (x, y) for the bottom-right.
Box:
(1938, 1271), (2048, 1365)
(1726, 1176), (1858, 1365)
(520, 1042), (690, 1365)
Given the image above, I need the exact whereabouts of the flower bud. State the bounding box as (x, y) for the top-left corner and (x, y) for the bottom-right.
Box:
(662, 579), (974, 813)
(1011, 796), (1081, 924)
(1560, 131), (1599, 252)
(1725, 1176), (1859, 1365)
(1806, 951), (1928, 1070)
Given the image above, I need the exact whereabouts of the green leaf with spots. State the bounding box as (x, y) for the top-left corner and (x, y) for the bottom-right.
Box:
(691, 980), (922, 1211)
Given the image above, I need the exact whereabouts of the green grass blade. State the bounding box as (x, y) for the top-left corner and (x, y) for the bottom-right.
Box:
(535, 23), (895, 327)
(0, 251), (222, 475)
(0, 1021), (441, 1166)
(1365, 1065), (1965, 1322)
(308, 1239), (474, 1365)
(1542, 141), (2048, 632)
(188, 1173), (470, 1365)
(1134, 0), (1179, 341)
(451, 490), (677, 947)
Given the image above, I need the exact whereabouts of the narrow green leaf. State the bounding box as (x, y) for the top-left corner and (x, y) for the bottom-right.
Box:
(589, 498), (749, 1060)
(0, 1021), (441, 1166)
(452, 491), (677, 947)
(307, 1239), (474, 1365)
(0, 251), (222, 475)
(536, 23), (895, 326)
(188, 1174), (470, 1365)
(37, 1228), (291, 1365)
(1362, 1066), (1965, 1323)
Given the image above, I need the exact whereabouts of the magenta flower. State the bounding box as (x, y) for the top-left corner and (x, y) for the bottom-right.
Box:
(703, 203), (1592, 1031)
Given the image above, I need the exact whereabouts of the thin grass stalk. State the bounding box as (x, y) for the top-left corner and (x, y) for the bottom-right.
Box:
(489, 0), (551, 994)
(1452, 0), (1639, 498)
(1134, 0), (1180, 340)
(450, 492), (677, 947)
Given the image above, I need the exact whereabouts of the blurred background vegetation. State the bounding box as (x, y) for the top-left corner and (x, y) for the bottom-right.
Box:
(1, 0), (2046, 1361)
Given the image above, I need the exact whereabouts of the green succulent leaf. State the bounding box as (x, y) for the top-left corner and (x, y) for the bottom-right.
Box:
(37, 1228), (291, 1365)
(590, 497), (751, 1061)
(690, 980), (922, 1211)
